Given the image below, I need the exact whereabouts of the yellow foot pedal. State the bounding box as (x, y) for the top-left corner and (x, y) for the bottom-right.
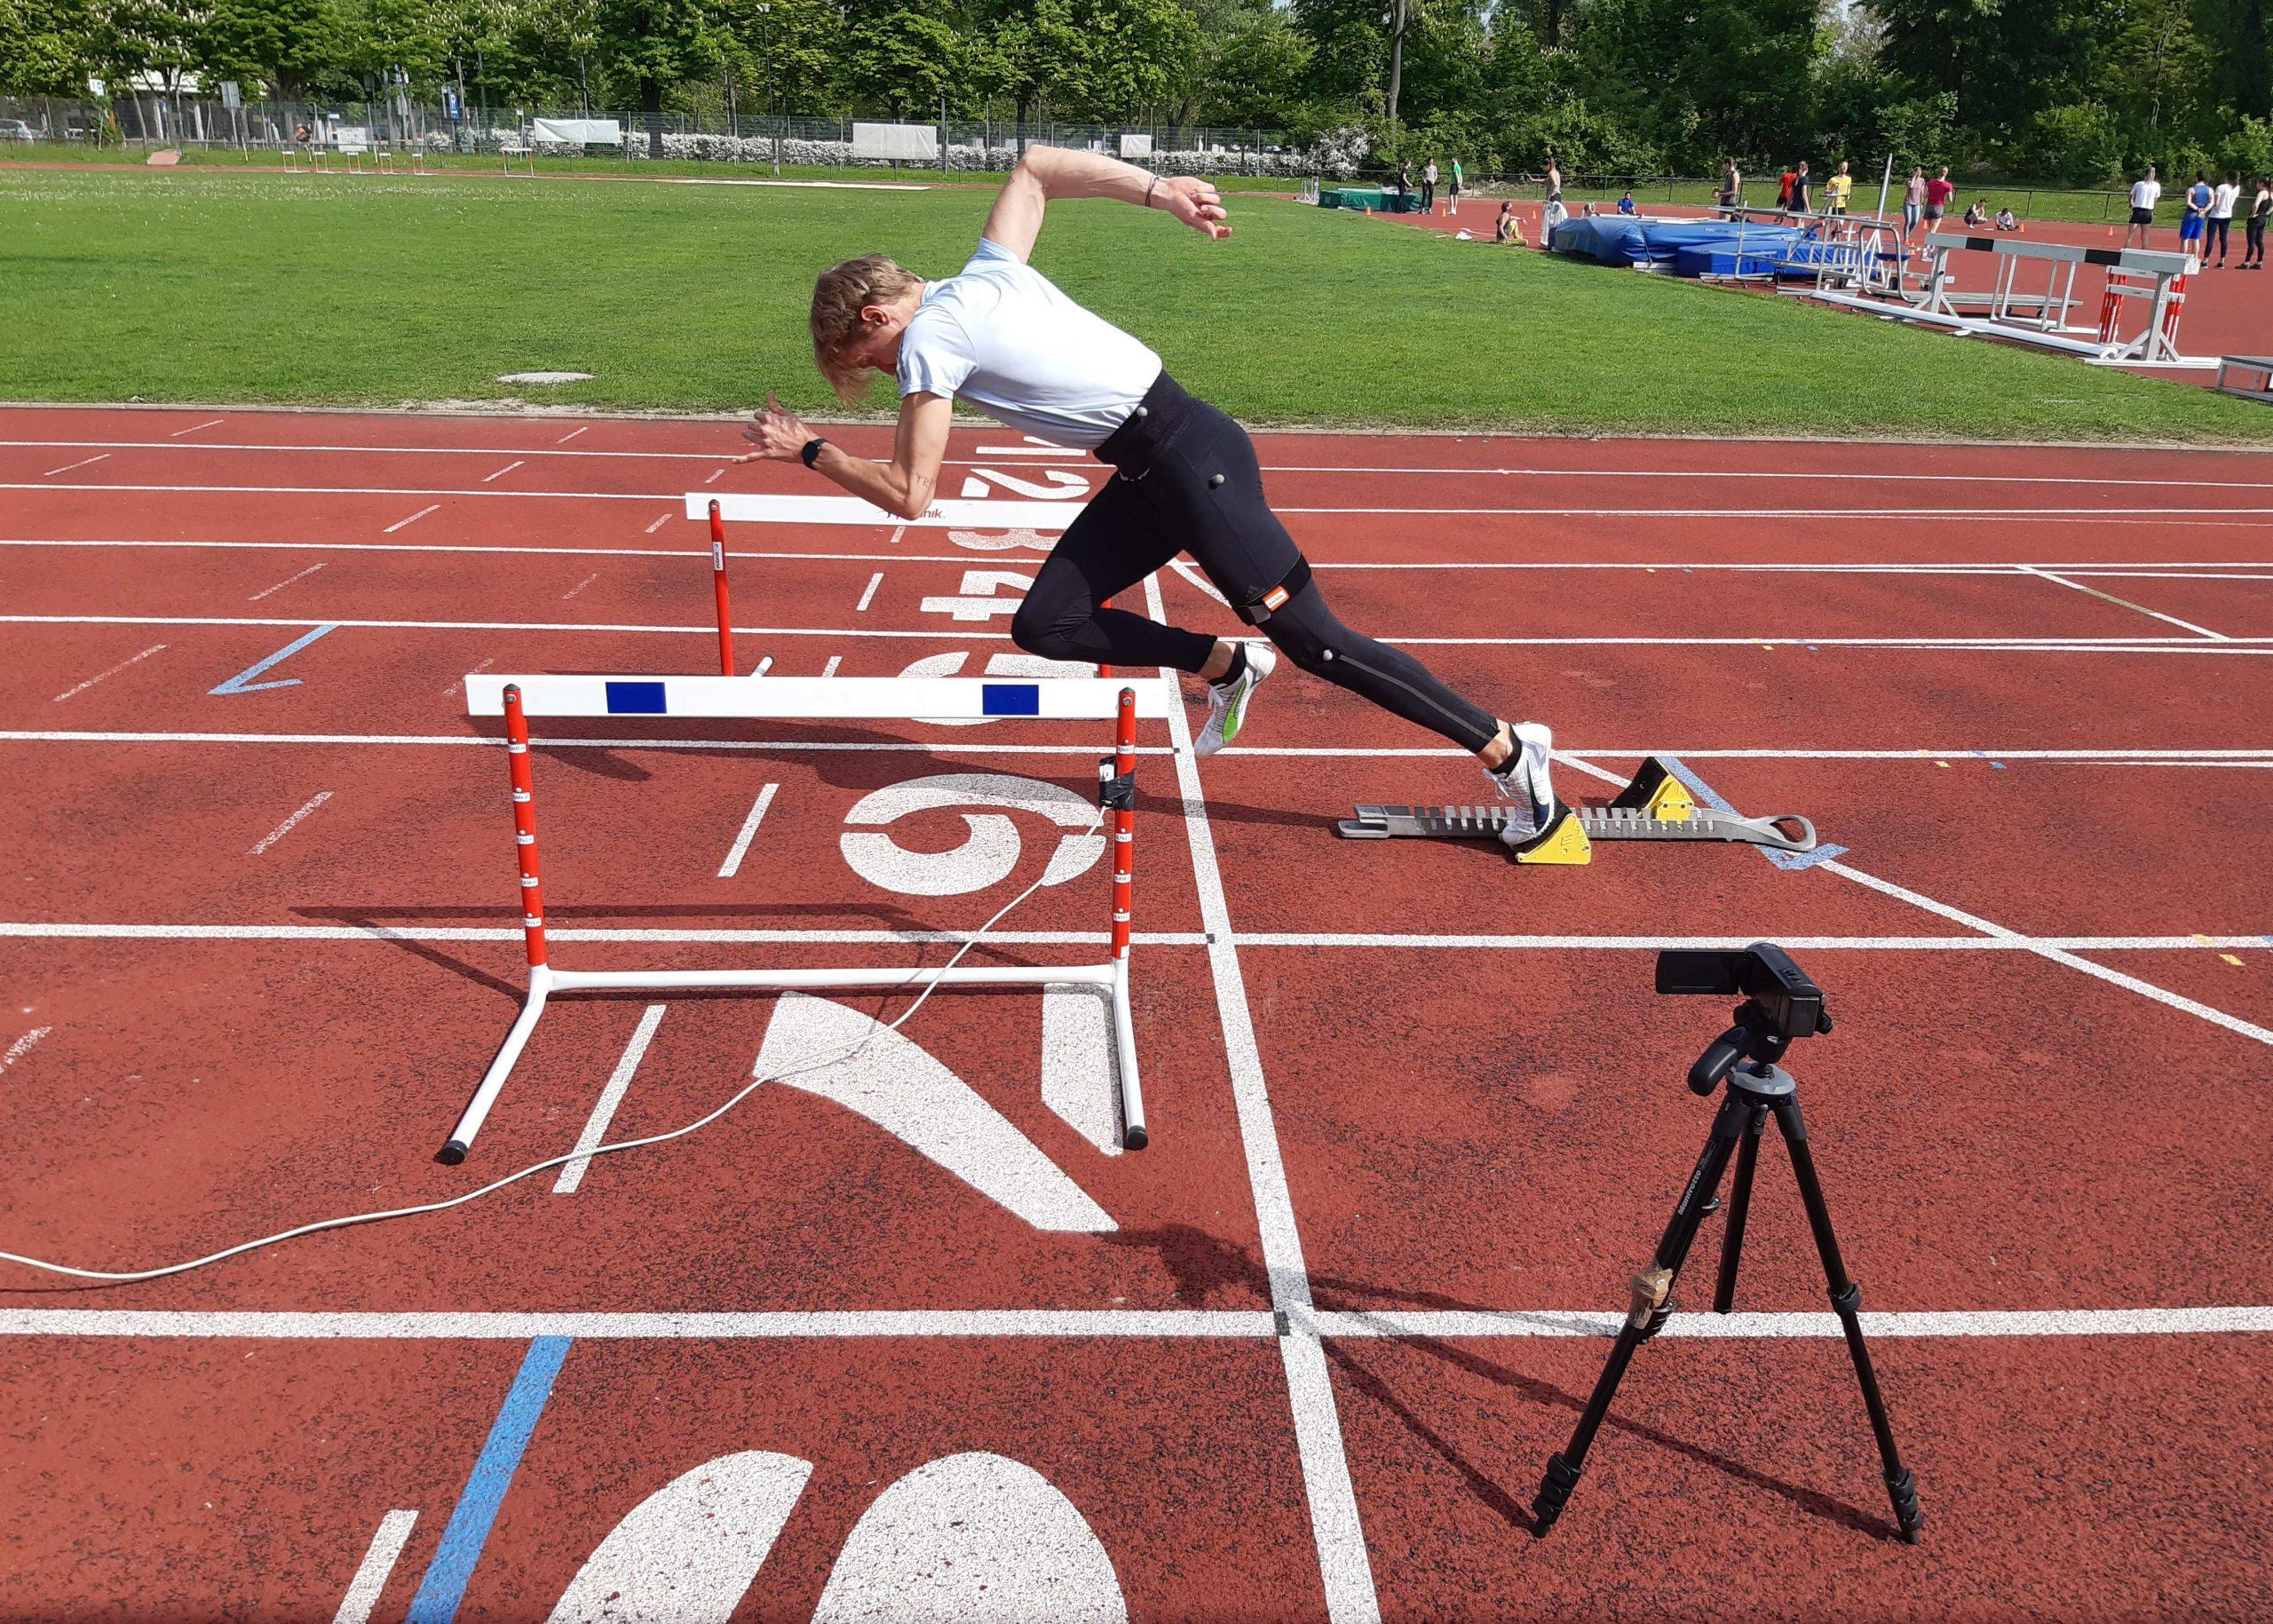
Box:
(1512, 809), (1593, 865)
(1607, 756), (1697, 822)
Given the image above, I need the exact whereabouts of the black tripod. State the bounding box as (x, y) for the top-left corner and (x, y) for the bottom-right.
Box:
(1531, 945), (1924, 1543)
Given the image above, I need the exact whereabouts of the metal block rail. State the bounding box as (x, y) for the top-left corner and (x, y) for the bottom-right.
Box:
(1338, 757), (1817, 866)
(447, 673), (1172, 1164)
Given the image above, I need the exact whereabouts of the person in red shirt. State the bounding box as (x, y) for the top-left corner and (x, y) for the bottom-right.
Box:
(1777, 165), (1796, 214)
(1923, 166), (1956, 232)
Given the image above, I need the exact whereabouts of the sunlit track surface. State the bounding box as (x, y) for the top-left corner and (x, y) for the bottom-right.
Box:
(4, 404), (2271, 1623)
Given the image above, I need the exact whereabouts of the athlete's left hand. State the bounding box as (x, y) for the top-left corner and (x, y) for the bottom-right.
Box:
(1153, 176), (1232, 241)
(738, 394), (812, 463)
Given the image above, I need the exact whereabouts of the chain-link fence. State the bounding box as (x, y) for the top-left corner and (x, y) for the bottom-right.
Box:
(0, 95), (1297, 174)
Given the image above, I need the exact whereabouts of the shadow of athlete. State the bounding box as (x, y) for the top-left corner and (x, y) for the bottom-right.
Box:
(737, 144), (1563, 851)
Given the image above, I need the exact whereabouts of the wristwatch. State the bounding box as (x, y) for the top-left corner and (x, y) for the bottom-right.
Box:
(800, 437), (828, 467)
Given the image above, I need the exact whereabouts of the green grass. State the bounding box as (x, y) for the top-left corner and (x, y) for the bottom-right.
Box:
(2, 140), (1303, 190)
(0, 165), (2263, 442)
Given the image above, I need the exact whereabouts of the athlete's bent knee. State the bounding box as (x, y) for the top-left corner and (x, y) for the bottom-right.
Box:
(1010, 595), (1094, 663)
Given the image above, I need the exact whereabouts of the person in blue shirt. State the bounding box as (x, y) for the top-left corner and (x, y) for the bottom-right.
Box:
(2181, 173), (2213, 255)
(1616, 190), (1636, 215)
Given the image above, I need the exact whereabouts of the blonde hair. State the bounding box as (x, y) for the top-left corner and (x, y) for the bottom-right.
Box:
(810, 253), (923, 403)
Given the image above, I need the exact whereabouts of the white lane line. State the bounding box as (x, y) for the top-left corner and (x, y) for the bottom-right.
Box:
(13, 612), (2273, 654)
(557, 425), (589, 443)
(1145, 574), (1380, 1623)
(247, 561), (326, 601)
(4, 1304), (2264, 1341)
(0, 730), (1172, 757)
(0, 922), (1209, 947)
(820, 655), (843, 677)
(20, 480), (2273, 522)
(855, 572), (883, 612)
(442, 655), (495, 697)
(11, 436), (2272, 485)
(0, 613), (998, 641)
(5, 921), (2271, 952)
(246, 791), (333, 856)
(717, 783), (780, 879)
(2021, 564), (2231, 639)
(553, 1005), (667, 1194)
(167, 418), (226, 438)
(560, 572), (598, 600)
(1, 1026), (52, 1071)
(1819, 857), (2273, 1049)
(642, 512), (672, 535)
(41, 454), (110, 478)
(9, 729), (2270, 769)
(381, 503), (440, 535)
(13, 539), (2273, 577)
(887, 525), (907, 545)
(51, 644), (165, 702)
(479, 460), (525, 483)
(702, 469), (725, 485)
(330, 1509), (417, 1624)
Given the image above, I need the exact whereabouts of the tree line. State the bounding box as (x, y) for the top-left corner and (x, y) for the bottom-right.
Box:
(3, 0), (2266, 186)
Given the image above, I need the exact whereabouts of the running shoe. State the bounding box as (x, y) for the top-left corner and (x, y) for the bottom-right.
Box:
(1485, 721), (1560, 845)
(1194, 643), (1275, 757)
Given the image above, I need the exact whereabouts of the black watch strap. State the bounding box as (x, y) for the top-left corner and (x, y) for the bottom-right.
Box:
(800, 436), (828, 468)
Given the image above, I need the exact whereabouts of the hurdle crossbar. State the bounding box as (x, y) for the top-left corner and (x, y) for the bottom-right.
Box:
(445, 675), (1168, 1165)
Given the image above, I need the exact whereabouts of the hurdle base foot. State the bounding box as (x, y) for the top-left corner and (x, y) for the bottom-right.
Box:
(437, 1139), (469, 1167)
(1124, 1124), (1149, 1152)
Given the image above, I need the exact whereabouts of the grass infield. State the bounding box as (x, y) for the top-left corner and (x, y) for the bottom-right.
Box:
(2, 165), (2264, 442)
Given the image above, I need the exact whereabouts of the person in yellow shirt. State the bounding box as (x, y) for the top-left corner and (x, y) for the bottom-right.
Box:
(1826, 160), (1854, 216)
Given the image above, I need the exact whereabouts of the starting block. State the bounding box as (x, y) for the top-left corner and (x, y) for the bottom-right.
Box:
(1336, 757), (1817, 866)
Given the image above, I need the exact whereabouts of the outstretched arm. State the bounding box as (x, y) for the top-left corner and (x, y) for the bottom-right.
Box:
(982, 145), (1230, 263)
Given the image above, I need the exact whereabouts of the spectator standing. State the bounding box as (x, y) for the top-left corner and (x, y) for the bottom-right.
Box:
(2179, 171), (2211, 259)
(2208, 170), (2239, 265)
(1789, 161), (1811, 217)
(2125, 164), (2161, 249)
(1777, 163), (1796, 214)
(2246, 177), (2270, 268)
(1826, 160), (1853, 216)
(1546, 153), (1563, 206)
(1718, 157), (1742, 213)
(1903, 165), (1926, 241)
(1392, 162), (1412, 210)
(1448, 157), (1462, 216)
(1422, 156), (1438, 215)
(1923, 166), (1955, 240)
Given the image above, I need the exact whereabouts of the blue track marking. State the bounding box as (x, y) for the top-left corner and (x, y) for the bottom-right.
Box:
(1657, 755), (1849, 871)
(209, 623), (338, 695)
(605, 679), (669, 715)
(405, 1336), (572, 1624)
(981, 682), (1041, 717)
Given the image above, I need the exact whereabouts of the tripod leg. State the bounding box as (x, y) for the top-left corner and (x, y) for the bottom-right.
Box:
(1771, 1096), (1925, 1543)
(1713, 1106), (1765, 1313)
(1533, 1090), (1752, 1537)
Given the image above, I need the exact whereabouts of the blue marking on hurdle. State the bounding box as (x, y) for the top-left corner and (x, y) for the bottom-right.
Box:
(981, 682), (1041, 717)
(605, 680), (669, 715)
(405, 1336), (572, 1623)
(1658, 754), (1848, 871)
(209, 623), (338, 695)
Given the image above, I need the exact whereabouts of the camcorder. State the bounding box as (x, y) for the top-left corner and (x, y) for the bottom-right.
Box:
(1655, 942), (1833, 1094)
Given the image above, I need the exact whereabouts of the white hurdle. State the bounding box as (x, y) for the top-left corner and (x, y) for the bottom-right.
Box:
(446, 673), (1173, 1165)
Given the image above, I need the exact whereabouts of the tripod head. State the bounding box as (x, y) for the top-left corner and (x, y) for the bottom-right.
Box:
(1656, 942), (1833, 1096)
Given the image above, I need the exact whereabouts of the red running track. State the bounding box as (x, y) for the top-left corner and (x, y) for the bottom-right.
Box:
(3, 404), (2271, 1620)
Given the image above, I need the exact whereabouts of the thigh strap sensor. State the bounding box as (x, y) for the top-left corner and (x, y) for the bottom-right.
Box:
(1233, 558), (1312, 626)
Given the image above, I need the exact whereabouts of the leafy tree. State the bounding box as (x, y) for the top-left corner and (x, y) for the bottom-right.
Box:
(0, 0), (101, 94)
(593, 0), (724, 151)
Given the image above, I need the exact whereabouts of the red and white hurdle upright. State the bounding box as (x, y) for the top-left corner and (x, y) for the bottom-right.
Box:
(443, 672), (1165, 1165)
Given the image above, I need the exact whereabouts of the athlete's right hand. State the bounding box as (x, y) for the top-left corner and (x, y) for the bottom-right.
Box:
(1152, 176), (1232, 241)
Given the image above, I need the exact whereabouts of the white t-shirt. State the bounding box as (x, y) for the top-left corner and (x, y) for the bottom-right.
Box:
(896, 237), (1161, 449)
(2131, 178), (2161, 210)
(2212, 182), (2240, 218)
